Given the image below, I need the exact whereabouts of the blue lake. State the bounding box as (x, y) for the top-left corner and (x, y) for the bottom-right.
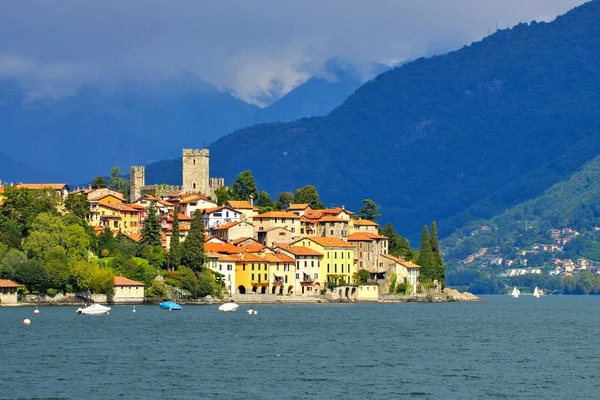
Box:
(1, 296), (599, 399)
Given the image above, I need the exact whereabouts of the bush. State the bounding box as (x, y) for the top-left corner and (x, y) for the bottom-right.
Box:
(146, 280), (168, 298)
(46, 288), (58, 297)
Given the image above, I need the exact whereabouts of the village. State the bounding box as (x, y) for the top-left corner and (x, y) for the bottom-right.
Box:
(0, 148), (430, 305)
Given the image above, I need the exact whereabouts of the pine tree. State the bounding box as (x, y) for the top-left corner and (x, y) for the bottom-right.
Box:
(417, 225), (436, 282)
(97, 226), (116, 257)
(169, 209), (181, 269)
(140, 201), (161, 247)
(180, 210), (207, 272)
(430, 221), (445, 286)
(229, 171), (258, 201)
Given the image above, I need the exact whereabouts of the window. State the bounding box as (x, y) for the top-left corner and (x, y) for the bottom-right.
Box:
(193, 183), (196, 189)
(243, 264), (246, 271)
(315, 273), (318, 279)
(291, 228), (295, 233)
(228, 265), (232, 271)
(327, 251), (330, 258)
(285, 276), (288, 283)
(330, 230), (334, 235)
(304, 261), (307, 268)
(193, 158), (196, 164)
(360, 243), (363, 248)
(214, 212), (223, 217)
(347, 252), (350, 259)
(341, 252), (344, 259)
(297, 261), (300, 269)
(311, 260), (314, 268)
(219, 265), (222, 271)
(282, 218), (286, 223)
(335, 264), (337, 273)
(327, 264), (330, 273)
(301, 228), (305, 234)
(334, 252), (337, 259)
(329, 223), (334, 227)
(252, 264), (255, 271)
(226, 211), (229, 217)
(360, 261), (363, 267)
(264, 274), (267, 280)
(277, 263), (280, 271)
(252, 274), (255, 280)
(296, 273), (300, 279)
(341, 265), (344, 273)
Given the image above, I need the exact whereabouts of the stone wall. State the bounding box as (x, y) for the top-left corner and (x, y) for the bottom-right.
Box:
(182, 148), (209, 195)
(141, 184), (183, 197)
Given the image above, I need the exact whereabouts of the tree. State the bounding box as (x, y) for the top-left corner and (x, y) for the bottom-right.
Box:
(140, 201), (161, 247)
(257, 191), (274, 212)
(109, 166), (129, 197)
(44, 246), (71, 291)
(180, 211), (207, 272)
(417, 225), (436, 282)
(275, 192), (294, 210)
(354, 269), (371, 285)
(0, 217), (22, 249)
(1, 248), (26, 279)
(97, 226), (116, 256)
(215, 186), (229, 206)
(293, 185), (324, 209)
(169, 210), (181, 269)
(91, 176), (108, 189)
(357, 199), (381, 221)
(141, 245), (166, 269)
(64, 194), (91, 220)
(14, 259), (48, 292)
(381, 222), (412, 258)
(430, 221), (445, 286)
(229, 170), (258, 201)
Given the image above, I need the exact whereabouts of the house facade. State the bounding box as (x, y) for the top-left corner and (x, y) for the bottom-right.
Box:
(113, 276), (145, 303)
(0, 280), (20, 304)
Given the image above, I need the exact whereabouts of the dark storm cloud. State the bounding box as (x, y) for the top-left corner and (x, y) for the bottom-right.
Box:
(0, 0), (587, 103)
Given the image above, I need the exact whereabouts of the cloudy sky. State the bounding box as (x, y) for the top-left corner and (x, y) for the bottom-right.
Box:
(0, 0), (587, 105)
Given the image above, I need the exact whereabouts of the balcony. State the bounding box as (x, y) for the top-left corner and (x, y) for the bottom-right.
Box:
(272, 278), (284, 284)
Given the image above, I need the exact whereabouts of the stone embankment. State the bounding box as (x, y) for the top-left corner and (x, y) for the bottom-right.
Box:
(380, 288), (481, 303)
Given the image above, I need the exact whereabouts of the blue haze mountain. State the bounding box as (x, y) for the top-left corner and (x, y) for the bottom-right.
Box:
(158, 0), (600, 241)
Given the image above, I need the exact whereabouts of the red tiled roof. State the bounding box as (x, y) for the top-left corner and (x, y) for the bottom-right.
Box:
(287, 203), (310, 210)
(237, 244), (267, 253)
(381, 253), (404, 264)
(16, 183), (69, 190)
(114, 276), (145, 286)
(213, 221), (240, 231)
(232, 237), (259, 245)
(352, 219), (379, 226)
(276, 245), (323, 257)
(227, 200), (254, 209)
(322, 207), (354, 215)
(264, 253), (295, 263)
(347, 232), (388, 241)
(318, 216), (347, 223)
(0, 279), (21, 288)
(122, 232), (142, 242)
(204, 242), (240, 254)
(399, 260), (422, 269)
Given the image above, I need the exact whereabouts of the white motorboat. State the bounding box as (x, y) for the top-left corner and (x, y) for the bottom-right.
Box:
(247, 307), (258, 315)
(77, 304), (111, 315)
(218, 301), (239, 312)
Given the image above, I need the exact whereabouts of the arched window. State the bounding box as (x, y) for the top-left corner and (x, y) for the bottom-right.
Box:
(193, 183), (196, 189)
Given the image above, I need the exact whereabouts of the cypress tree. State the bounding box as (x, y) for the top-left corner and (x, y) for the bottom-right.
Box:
(430, 221), (445, 286)
(180, 210), (207, 272)
(417, 225), (436, 282)
(140, 201), (161, 247)
(170, 209), (181, 269)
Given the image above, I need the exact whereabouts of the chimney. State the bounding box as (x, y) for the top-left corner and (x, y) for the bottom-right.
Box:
(249, 194), (254, 207)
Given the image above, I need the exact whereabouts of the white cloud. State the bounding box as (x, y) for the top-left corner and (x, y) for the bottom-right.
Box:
(0, 0), (588, 104)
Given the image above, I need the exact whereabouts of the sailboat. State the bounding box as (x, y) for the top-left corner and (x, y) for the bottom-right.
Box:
(511, 287), (520, 298)
(533, 287), (541, 298)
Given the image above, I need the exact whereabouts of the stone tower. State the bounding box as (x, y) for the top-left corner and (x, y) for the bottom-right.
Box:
(182, 148), (209, 195)
(130, 166), (145, 202)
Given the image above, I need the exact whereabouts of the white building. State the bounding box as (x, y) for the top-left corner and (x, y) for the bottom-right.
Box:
(202, 206), (241, 229)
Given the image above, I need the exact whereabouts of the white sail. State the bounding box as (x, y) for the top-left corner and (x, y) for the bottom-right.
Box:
(511, 287), (519, 298)
(533, 287), (541, 298)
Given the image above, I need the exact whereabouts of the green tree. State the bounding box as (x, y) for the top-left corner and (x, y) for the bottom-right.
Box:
(0, 217), (22, 249)
(140, 201), (161, 247)
(214, 186), (229, 206)
(0, 187), (59, 236)
(64, 224), (90, 261)
(141, 245), (166, 269)
(389, 273), (397, 293)
(113, 232), (138, 259)
(123, 258), (158, 285)
(169, 210), (181, 269)
(257, 191), (274, 212)
(417, 225), (436, 282)
(1, 248), (26, 279)
(64, 194), (91, 220)
(146, 280), (168, 298)
(354, 269), (371, 285)
(293, 185), (325, 209)
(44, 246), (71, 291)
(180, 211), (207, 272)
(229, 170), (258, 201)
(275, 191), (294, 210)
(357, 199), (382, 221)
(381, 222), (411, 258)
(430, 221), (445, 286)
(91, 176), (108, 189)
(97, 226), (116, 256)
(109, 166), (129, 197)
(14, 259), (48, 292)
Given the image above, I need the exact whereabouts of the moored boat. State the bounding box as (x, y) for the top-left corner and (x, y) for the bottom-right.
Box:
(511, 287), (520, 298)
(77, 304), (111, 315)
(218, 301), (239, 312)
(159, 300), (182, 310)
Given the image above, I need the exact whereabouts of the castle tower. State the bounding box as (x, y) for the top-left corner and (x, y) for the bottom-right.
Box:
(182, 148), (209, 195)
(130, 166), (145, 202)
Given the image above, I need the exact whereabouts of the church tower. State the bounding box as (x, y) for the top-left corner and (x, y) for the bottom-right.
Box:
(130, 166), (145, 202)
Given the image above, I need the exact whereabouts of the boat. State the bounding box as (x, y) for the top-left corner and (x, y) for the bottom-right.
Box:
(159, 300), (182, 311)
(218, 301), (239, 312)
(247, 306), (257, 315)
(76, 304), (111, 315)
(511, 287), (520, 298)
(533, 287), (541, 298)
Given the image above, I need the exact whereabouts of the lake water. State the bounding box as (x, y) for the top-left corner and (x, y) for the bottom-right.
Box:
(1, 296), (599, 399)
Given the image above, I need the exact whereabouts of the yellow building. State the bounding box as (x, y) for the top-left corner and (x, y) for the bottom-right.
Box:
(293, 237), (355, 287)
(232, 253), (270, 295)
(264, 252), (296, 295)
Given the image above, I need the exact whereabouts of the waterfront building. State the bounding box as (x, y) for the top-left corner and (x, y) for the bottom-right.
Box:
(0, 280), (20, 304)
(113, 276), (145, 303)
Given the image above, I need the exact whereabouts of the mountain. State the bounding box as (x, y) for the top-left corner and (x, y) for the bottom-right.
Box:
(442, 154), (600, 263)
(0, 152), (59, 183)
(255, 59), (375, 123)
(0, 77), (260, 184)
(2, 58), (375, 184)
(180, 0), (600, 241)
